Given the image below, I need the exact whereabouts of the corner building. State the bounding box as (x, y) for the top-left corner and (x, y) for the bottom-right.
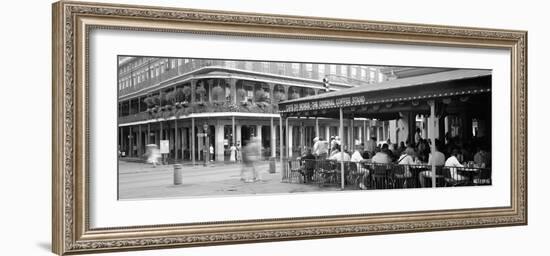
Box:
(117, 57), (420, 163)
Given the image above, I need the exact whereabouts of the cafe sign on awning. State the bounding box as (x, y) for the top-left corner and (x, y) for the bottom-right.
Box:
(282, 95), (366, 112)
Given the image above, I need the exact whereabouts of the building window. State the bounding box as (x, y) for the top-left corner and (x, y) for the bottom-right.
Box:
(360, 68), (367, 80)
(305, 64), (313, 78)
(245, 62), (253, 71)
(276, 63), (285, 74)
(318, 64), (325, 78)
(330, 65), (337, 75)
(341, 65), (347, 76)
(262, 62), (269, 73)
(369, 70), (375, 82)
(225, 60), (236, 69)
(291, 63), (300, 76)
(351, 66), (357, 78)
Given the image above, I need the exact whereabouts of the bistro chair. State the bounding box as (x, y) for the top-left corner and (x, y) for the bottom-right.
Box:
(442, 167), (470, 187)
(370, 163), (392, 189)
(391, 165), (415, 189)
(302, 159), (316, 183)
(473, 167), (492, 185)
(287, 159), (303, 184)
(422, 166), (445, 188)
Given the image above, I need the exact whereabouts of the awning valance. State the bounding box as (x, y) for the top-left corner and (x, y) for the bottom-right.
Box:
(278, 69), (491, 115)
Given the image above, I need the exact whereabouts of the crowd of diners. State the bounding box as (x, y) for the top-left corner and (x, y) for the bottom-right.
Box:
(297, 129), (491, 189)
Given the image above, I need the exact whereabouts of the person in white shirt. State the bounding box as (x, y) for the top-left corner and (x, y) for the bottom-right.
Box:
(419, 144), (446, 187)
(351, 145), (369, 190)
(350, 147), (364, 163)
(396, 147), (415, 178)
(312, 137), (329, 159)
(328, 144), (350, 161)
(445, 149), (467, 182)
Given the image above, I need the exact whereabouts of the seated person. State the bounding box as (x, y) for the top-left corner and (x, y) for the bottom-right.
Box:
(371, 145), (392, 164)
(301, 148), (316, 183)
(445, 149), (468, 182)
(419, 144), (446, 187)
(474, 145), (490, 168)
(328, 144), (351, 161)
(396, 147), (415, 178)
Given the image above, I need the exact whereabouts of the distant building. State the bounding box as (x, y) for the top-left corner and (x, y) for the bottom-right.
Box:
(117, 57), (440, 162)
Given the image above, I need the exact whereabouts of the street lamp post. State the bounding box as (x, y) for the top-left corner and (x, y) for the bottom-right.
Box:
(203, 123), (209, 167)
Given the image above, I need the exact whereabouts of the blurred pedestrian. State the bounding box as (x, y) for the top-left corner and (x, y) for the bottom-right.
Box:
(240, 137), (261, 182)
(145, 144), (161, 167)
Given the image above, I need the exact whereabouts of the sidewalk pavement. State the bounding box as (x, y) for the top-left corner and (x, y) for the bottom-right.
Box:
(118, 161), (340, 199)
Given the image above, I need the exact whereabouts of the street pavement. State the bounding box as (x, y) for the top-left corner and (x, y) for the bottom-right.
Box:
(118, 160), (340, 199)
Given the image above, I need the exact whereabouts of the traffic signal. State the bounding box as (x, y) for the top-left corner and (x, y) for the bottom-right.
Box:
(322, 77), (330, 92)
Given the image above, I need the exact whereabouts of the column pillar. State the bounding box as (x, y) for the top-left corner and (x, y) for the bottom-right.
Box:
(363, 120), (368, 147)
(299, 119), (304, 153)
(191, 117), (195, 166)
(228, 78), (237, 104)
(315, 118), (319, 138)
(271, 117), (276, 158)
(256, 124), (262, 146)
(232, 116), (236, 146)
(428, 101), (437, 188)
(138, 125), (142, 156)
(147, 123), (150, 145)
(174, 119), (178, 161)
(350, 119), (354, 151)
(325, 126), (330, 141)
(288, 123), (293, 158)
(119, 126), (123, 155)
(439, 115), (446, 143)
(128, 126), (133, 157)
(236, 125), (242, 147)
(339, 108), (345, 189)
(279, 116), (284, 163)
(286, 118), (290, 158)
(268, 83), (275, 105)
(190, 79), (197, 103)
(215, 123), (224, 162)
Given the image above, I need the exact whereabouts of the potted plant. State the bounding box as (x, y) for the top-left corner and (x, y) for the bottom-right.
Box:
(181, 86), (191, 106)
(237, 88), (247, 105)
(212, 85), (225, 102)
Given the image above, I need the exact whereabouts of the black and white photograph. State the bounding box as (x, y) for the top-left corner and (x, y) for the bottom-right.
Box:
(117, 57), (492, 200)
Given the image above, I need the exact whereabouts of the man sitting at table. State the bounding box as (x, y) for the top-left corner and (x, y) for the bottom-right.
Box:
(419, 143), (446, 187)
(328, 144), (350, 161)
(351, 143), (370, 189)
(371, 144), (392, 164)
(301, 147), (316, 183)
(445, 148), (468, 182)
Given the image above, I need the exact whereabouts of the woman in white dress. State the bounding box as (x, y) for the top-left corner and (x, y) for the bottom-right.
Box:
(229, 143), (237, 162)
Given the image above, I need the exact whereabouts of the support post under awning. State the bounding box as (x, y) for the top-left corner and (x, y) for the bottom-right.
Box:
(340, 107), (345, 190)
(429, 100), (436, 188)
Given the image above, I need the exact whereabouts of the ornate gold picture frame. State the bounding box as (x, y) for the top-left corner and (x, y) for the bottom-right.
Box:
(52, 1), (527, 255)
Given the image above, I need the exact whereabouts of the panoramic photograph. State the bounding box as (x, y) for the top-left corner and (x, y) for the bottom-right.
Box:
(117, 56), (492, 200)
